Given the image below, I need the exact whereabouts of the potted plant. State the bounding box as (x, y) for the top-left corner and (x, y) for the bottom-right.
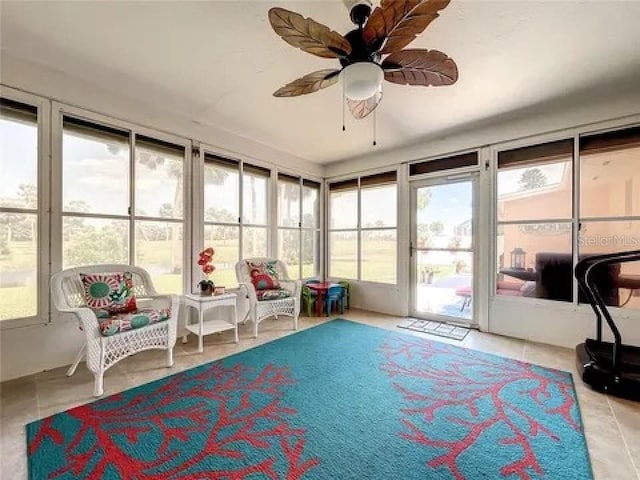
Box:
(197, 247), (216, 295)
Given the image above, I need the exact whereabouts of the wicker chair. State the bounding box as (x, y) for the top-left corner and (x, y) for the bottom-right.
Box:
(50, 264), (179, 396)
(235, 258), (301, 338)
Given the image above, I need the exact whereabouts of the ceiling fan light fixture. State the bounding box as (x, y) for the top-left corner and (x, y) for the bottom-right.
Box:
(341, 62), (383, 101)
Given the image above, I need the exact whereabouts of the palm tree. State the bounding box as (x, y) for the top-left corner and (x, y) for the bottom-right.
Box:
(519, 168), (548, 190)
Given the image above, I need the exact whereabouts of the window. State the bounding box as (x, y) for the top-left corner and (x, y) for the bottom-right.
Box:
(204, 155), (240, 287)
(134, 136), (185, 294)
(242, 163), (269, 259)
(496, 139), (574, 301)
(0, 98), (43, 321)
(61, 116), (186, 294)
(579, 126), (640, 310)
(329, 172), (397, 284)
(277, 174), (321, 279)
(202, 154), (271, 287)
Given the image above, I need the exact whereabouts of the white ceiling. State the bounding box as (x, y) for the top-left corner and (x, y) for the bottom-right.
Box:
(2, 1), (640, 165)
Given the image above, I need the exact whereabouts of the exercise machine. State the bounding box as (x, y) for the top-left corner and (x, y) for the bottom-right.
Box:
(575, 249), (640, 400)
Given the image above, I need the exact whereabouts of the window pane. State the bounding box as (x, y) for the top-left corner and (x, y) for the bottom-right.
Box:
(330, 190), (357, 229)
(497, 149), (573, 222)
(63, 216), (129, 268)
(0, 109), (38, 209)
(416, 183), (473, 250)
(416, 250), (473, 320)
(302, 230), (320, 278)
(302, 183), (320, 228)
(361, 184), (396, 228)
(204, 225), (239, 288)
(496, 222), (573, 302)
(243, 226), (267, 258)
(278, 181), (300, 227)
(278, 229), (300, 279)
(135, 139), (184, 219)
(63, 121), (130, 216)
(243, 172), (268, 225)
(330, 231), (357, 279)
(0, 212), (37, 320)
(580, 142), (640, 218)
(579, 221), (640, 310)
(205, 161), (239, 223)
(361, 230), (397, 284)
(136, 221), (183, 294)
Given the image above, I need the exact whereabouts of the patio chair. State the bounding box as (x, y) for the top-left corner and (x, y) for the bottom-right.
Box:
(235, 258), (301, 337)
(325, 284), (345, 317)
(302, 285), (317, 317)
(50, 265), (179, 396)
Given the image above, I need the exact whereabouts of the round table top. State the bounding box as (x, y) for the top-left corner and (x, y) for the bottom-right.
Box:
(305, 282), (342, 292)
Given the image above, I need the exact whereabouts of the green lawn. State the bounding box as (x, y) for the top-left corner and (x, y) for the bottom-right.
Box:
(0, 286), (36, 321)
(1, 237), (398, 321)
(0, 241), (38, 320)
(330, 238), (396, 284)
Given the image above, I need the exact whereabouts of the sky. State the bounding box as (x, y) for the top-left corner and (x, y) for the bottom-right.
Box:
(0, 118), (38, 207)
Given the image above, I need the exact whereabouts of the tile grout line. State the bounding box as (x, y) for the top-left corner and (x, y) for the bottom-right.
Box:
(607, 396), (640, 480)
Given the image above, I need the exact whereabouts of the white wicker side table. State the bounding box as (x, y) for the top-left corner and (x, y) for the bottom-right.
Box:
(182, 293), (238, 353)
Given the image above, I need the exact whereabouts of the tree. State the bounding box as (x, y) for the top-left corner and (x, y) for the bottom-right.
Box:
(64, 225), (128, 266)
(519, 168), (547, 190)
(429, 221), (444, 235)
(417, 189), (432, 211)
(63, 200), (91, 241)
(158, 203), (174, 218)
(18, 184), (37, 209)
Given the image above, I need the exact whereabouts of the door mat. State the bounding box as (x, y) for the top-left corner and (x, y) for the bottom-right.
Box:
(398, 318), (470, 341)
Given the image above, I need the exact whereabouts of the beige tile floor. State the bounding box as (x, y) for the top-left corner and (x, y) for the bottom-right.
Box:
(1, 309), (639, 480)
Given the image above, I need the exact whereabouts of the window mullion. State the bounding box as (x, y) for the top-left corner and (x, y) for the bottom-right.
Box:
(572, 135), (580, 305)
(357, 178), (362, 281)
(299, 179), (303, 279)
(129, 132), (136, 266)
(238, 161), (244, 260)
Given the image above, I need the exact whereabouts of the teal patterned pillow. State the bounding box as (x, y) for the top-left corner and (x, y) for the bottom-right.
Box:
(80, 272), (137, 314)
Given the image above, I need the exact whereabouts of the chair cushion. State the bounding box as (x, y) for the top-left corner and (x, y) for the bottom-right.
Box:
(96, 308), (171, 337)
(256, 289), (291, 302)
(247, 260), (281, 291)
(81, 272), (137, 314)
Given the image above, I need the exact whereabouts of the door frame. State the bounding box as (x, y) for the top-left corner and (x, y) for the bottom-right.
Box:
(409, 173), (480, 326)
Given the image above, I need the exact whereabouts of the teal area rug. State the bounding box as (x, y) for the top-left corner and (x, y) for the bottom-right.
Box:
(27, 319), (593, 479)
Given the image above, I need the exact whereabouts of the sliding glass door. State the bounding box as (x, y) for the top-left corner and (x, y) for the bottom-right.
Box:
(410, 175), (478, 325)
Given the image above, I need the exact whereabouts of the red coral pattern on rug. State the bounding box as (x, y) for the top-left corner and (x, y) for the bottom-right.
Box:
(379, 336), (582, 480)
(28, 363), (318, 479)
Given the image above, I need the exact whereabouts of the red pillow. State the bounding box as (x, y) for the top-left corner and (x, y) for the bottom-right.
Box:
(247, 261), (281, 291)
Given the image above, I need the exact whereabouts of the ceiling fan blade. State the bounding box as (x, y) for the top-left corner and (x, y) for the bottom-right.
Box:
(269, 7), (352, 59)
(347, 89), (383, 120)
(274, 69), (341, 97)
(382, 49), (457, 86)
(363, 0), (450, 54)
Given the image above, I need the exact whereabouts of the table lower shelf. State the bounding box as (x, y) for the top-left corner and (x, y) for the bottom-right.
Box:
(185, 320), (236, 336)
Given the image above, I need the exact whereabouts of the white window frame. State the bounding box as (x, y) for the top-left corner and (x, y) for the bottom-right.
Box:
(327, 168), (399, 286)
(276, 171), (322, 279)
(490, 117), (640, 318)
(50, 102), (192, 304)
(195, 144), (274, 290)
(0, 86), (51, 329)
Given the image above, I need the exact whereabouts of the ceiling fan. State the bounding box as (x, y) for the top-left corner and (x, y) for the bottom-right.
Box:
(268, 0), (458, 121)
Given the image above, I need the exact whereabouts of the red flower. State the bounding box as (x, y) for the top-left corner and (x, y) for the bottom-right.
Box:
(203, 247), (215, 256)
(197, 257), (208, 266)
(203, 264), (215, 274)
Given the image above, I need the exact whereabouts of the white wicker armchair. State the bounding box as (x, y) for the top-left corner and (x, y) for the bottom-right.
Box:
(50, 264), (179, 396)
(235, 258), (301, 338)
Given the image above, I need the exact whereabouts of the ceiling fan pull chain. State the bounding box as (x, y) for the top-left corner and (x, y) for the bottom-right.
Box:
(342, 80), (346, 132)
(372, 109), (377, 146)
(372, 96), (377, 146)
